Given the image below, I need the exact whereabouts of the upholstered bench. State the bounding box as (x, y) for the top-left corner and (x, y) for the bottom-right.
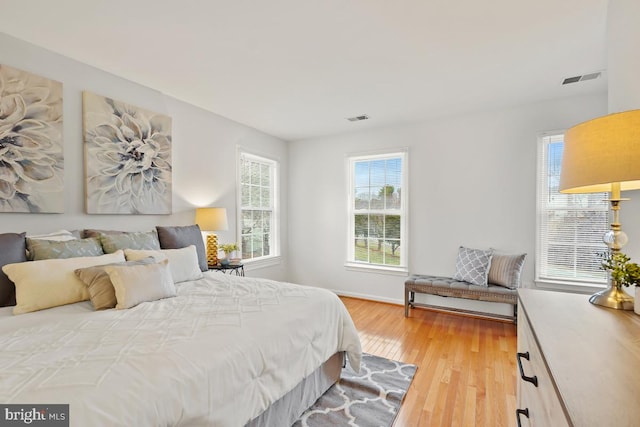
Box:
(404, 275), (518, 322)
(404, 246), (525, 323)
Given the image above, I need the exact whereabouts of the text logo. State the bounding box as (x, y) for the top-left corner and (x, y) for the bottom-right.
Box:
(0, 405), (69, 426)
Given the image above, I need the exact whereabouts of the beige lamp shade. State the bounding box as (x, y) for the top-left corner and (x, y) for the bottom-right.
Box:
(559, 109), (640, 194)
(195, 207), (229, 231)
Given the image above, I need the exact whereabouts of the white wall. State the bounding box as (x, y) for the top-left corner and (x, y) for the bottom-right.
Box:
(287, 93), (608, 304)
(607, 0), (640, 113)
(606, 0), (640, 265)
(0, 33), (289, 281)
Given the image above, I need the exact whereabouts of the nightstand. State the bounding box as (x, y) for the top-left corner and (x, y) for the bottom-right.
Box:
(209, 263), (244, 276)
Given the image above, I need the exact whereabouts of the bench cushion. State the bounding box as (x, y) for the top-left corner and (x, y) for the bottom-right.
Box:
(405, 274), (517, 304)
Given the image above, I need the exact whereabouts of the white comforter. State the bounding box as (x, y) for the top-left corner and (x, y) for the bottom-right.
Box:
(0, 273), (362, 426)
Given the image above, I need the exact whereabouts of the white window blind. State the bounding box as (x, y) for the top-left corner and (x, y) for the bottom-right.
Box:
(347, 150), (407, 271)
(536, 134), (608, 285)
(239, 152), (278, 261)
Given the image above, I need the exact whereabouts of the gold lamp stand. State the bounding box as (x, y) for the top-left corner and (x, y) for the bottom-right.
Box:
(590, 194), (634, 310)
(195, 207), (228, 268)
(206, 234), (219, 267)
(589, 285), (634, 310)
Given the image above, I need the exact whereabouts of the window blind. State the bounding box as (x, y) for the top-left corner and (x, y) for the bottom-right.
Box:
(536, 134), (608, 284)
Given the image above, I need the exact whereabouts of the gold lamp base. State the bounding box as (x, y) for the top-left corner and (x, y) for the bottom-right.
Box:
(589, 285), (634, 310)
(206, 234), (219, 266)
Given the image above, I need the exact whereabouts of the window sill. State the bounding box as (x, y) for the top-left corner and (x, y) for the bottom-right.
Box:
(344, 262), (408, 276)
(534, 279), (606, 294)
(242, 256), (282, 271)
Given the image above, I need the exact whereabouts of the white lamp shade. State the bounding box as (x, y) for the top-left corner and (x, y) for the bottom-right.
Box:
(559, 109), (640, 194)
(195, 207), (229, 231)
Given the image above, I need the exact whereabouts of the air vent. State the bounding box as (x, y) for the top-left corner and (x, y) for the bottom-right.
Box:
(580, 72), (601, 81)
(347, 114), (370, 122)
(562, 72), (602, 85)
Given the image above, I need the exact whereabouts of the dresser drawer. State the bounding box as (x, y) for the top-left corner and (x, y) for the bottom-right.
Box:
(516, 305), (569, 427)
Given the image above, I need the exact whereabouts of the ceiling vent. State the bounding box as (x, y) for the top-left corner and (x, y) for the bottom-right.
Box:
(562, 72), (602, 85)
(347, 114), (370, 122)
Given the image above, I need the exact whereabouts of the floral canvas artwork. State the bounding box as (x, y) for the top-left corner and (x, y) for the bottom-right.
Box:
(0, 65), (64, 213)
(83, 91), (172, 214)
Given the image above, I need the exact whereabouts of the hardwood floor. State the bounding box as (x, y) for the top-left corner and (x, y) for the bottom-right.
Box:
(340, 296), (517, 427)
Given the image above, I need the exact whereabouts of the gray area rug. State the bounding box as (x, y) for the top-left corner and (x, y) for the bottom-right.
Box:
(293, 353), (417, 427)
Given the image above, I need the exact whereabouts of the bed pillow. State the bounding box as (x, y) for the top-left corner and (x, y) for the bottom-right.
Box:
(452, 246), (494, 287)
(488, 253), (526, 289)
(82, 228), (124, 239)
(99, 230), (161, 253)
(3, 251), (126, 315)
(26, 237), (104, 261)
(26, 229), (78, 242)
(0, 232), (27, 307)
(104, 259), (176, 309)
(75, 257), (157, 310)
(156, 225), (208, 272)
(124, 246), (203, 283)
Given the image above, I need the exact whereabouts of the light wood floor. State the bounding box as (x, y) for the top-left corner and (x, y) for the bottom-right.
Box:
(340, 297), (517, 427)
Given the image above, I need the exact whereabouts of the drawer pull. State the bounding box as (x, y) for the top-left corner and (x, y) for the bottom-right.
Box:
(516, 352), (538, 387)
(516, 408), (529, 427)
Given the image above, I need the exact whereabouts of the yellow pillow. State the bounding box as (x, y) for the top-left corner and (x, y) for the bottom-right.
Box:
(3, 251), (126, 315)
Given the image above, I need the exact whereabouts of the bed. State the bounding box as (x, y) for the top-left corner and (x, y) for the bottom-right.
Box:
(0, 251), (362, 426)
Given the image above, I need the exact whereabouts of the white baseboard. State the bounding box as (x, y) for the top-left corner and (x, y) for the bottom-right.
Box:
(330, 289), (403, 306)
(331, 289), (513, 317)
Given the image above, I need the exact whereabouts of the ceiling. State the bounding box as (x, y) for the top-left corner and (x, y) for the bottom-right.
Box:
(0, 0), (608, 141)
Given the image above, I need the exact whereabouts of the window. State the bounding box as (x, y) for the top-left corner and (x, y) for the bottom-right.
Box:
(347, 150), (408, 271)
(238, 152), (279, 262)
(536, 133), (608, 286)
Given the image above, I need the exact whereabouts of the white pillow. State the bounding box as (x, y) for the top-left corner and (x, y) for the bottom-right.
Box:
(26, 229), (78, 241)
(3, 250), (126, 315)
(104, 259), (176, 309)
(124, 246), (204, 283)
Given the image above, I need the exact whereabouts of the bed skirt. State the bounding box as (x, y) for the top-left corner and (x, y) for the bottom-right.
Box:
(246, 352), (344, 426)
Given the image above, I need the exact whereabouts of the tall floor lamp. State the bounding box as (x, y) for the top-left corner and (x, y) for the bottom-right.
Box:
(195, 207), (229, 267)
(559, 109), (640, 310)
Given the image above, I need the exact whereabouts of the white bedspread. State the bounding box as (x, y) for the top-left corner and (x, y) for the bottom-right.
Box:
(0, 273), (362, 426)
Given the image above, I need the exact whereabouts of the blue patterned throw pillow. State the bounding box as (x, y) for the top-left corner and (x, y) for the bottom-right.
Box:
(452, 246), (494, 287)
(26, 237), (104, 261)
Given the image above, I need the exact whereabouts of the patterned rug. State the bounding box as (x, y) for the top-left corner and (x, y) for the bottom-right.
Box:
(293, 353), (418, 427)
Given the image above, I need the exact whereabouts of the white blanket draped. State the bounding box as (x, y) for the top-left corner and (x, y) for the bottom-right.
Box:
(0, 273), (362, 426)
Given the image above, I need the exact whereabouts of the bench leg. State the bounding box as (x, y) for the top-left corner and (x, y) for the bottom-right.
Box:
(405, 289), (415, 317)
(404, 288), (410, 317)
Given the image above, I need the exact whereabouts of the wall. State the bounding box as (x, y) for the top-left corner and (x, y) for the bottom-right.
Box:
(607, 0), (640, 113)
(606, 0), (640, 264)
(288, 93), (608, 305)
(0, 33), (289, 281)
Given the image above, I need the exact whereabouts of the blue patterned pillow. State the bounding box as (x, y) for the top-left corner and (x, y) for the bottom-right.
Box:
(452, 246), (494, 287)
(99, 231), (160, 254)
(26, 237), (104, 261)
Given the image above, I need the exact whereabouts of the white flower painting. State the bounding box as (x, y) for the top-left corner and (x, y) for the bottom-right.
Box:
(83, 91), (172, 214)
(0, 65), (64, 213)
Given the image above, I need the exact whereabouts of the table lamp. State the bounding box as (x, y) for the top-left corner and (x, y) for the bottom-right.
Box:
(195, 207), (229, 266)
(559, 109), (640, 309)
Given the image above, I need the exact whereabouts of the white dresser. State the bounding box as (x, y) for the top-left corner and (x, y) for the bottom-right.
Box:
(517, 288), (640, 427)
